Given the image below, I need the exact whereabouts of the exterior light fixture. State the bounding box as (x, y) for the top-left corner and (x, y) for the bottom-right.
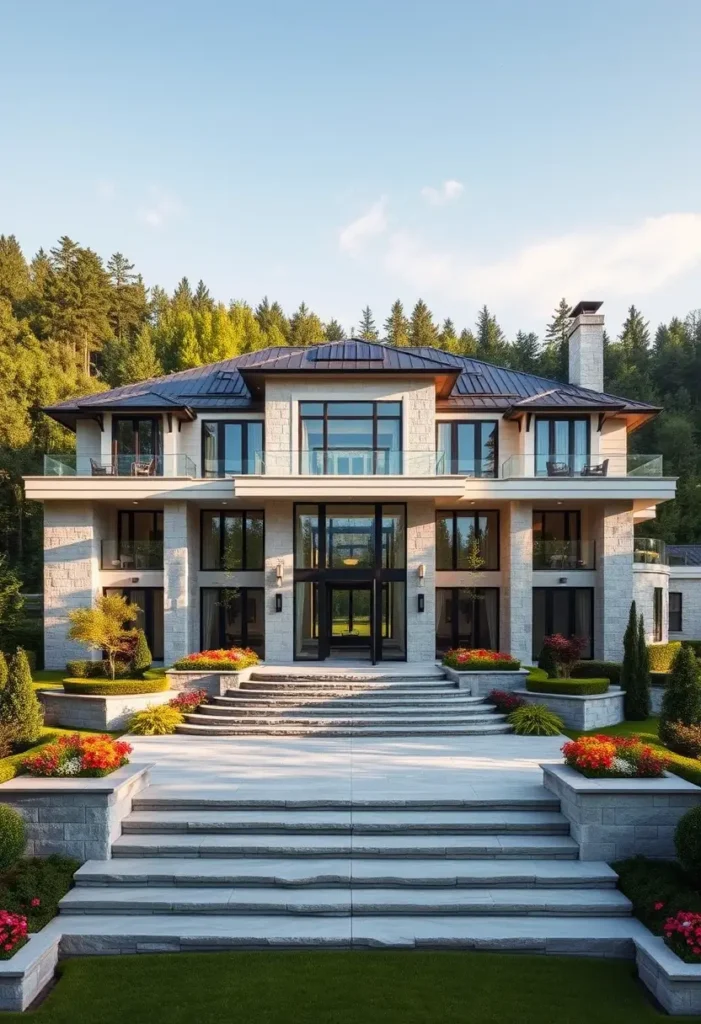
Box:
(343, 558), (359, 566)
(276, 562), (284, 587)
(558, 577), (568, 585)
(275, 593), (283, 613)
(418, 563), (426, 585)
(417, 594), (425, 613)
(131, 577), (139, 584)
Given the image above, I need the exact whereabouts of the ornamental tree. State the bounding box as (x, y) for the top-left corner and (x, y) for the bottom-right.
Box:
(68, 594), (139, 679)
(542, 634), (587, 678)
(660, 643), (701, 746)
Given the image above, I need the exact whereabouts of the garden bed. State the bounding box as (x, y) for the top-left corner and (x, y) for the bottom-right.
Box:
(39, 688), (173, 732)
(517, 684), (623, 731)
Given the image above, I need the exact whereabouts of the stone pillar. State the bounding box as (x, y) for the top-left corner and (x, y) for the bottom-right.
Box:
(504, 501), (533, 664)
(567, 301), (604, 392)
(44, 502), (101, 669)
(407, 499), (435, 662)
(595, 502), (634, 661)
(264, 500), (294, 664)
(163, 502), (192, 665)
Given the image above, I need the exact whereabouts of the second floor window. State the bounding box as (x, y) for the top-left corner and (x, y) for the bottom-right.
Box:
(532, 510), (593, 569)
(201, 510), (264, 570)
(435, 510), (499, 570)
(299, 401), (401, 475)
(436, 421), (497, 477)
(202, 421), (263, 477)
(669, 592), (683, 633)
(535, 417), (589, 477)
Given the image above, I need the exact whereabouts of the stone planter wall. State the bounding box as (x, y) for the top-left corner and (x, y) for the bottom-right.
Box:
(0, 764), (151, 862)
(635, 933), (701, 1016)
(442, 666), (529, 697)
(515, 686), (624, 730)
(166, 665), (257, 696)
(39, 690), (172, 732)
(543, 763), (701, 861)
(0, 925), (60, 1012)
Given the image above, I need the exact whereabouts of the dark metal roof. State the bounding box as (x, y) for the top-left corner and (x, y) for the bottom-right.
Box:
(43, 339), (660, 428)
(668, 545), (701, 567)
(569, 300), (603, 317)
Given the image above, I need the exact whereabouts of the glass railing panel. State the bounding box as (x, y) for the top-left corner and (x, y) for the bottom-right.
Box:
(101, 540), (164, 570)
(44, 454), (196, 477)
(501, 453), (664, 478)
(633, 538), (668, 565)
(533, 540), (595, 570)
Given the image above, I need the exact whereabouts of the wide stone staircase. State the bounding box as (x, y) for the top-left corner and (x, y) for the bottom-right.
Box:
(176, 666), (514, 737)
(56, 788), (637, 955)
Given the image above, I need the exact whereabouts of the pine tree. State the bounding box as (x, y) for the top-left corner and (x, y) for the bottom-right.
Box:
(512, 330), (540, 373)
(408, 299), (438, 347)
(120, 326), (163, 383)
(660, 644), (701, 745)
(438, 318), (458, 351)
(541, 298), (571, 381)
(0, 235), (30, 305)
(289, 302), (325, 346)
(457, 327), (477, 355)
(107, 253), (148, 341)
(475, 305), (507, 363)
(254, 297), (290, 342)
(324, 319), (345, 341)
(172, 277), (193, 308)
(384, 300), (410, 347)
(0, 648), (43, 743)
(357, 306), (379, 341)
(621, 600), (641, 720)
(192, 280), (214, 312)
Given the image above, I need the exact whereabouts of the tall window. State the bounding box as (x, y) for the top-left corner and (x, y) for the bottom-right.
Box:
(532, 510), (591, 569)
(106, 510), (164, 570)
(201, 588), (264, 656)
(532, 588), (593, 660)
(669, 592), (683, 633)
(435, 511), (499, 570)
(654, 587), (664, 642)
(436, 421), (497, 477)
(535, 417), (589, 476)
(436, 588), (499, 654)
(112, 416), (162, 475)
(202, 421), (263, 477)
(200, 511), (264, 570)
(104, 587), (164, 661)
(299, 401), (401, 475)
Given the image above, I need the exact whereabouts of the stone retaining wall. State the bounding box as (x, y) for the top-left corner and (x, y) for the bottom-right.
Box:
(39, 690), (172, 732)
(166, 666), (256, 695)
(442, 666), (529, 697)
(516, 686), (624, 730)
(635, 933), (701, 1015)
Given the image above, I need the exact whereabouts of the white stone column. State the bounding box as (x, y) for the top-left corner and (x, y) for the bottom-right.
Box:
(503, 501), (533, 664)
(44, 502), (101, 669)
(406, 500), (435, 662)
(264, 500), (294, 664)
(595, 502), (634, 661)
(163, 502), (192, 665)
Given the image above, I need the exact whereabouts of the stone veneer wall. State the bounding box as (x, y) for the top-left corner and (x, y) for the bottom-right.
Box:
(406, 500), (435, 662)
(504, 502), (532, 665)
(264, 499), (294, 664)
(595, 503), (635, 661)
(44, 502), (101, 669)
(39, 690), (173, 732)
(668, 569), (701, 642)
(516, 687), (624, 731)
(633, 562), (670, 644)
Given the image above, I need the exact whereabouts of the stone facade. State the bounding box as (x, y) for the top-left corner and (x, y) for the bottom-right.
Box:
(636, 934), (701, 1016)
(567, 310), (605, 392)
(164, 502), (192, 666)
(503, 502), (533, 665)
(633, 561), (670, 644)
(442, 667), (529, 697)
(516, 687), (624, 730)
(595, 503), (635, 661)
(668, 567), (701, 641)
(264, 499), (295, 663)
(39, 690), (173, 732)
(406, 500), (436, 662)
(44, 502), (101, 669)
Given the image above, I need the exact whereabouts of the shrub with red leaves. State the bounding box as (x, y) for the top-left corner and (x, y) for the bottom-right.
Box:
(543, 634), (588, 678)
(168, 689), (209, 712)
(488, 689), (526, 714)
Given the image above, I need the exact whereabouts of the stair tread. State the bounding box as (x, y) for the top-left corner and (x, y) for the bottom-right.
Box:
(187, 713), (507, 725)
(175, 723), (513, 736)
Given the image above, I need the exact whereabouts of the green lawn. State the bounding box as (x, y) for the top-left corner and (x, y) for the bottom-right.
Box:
(32, 670), (66, 690)
(3, 950), (696, 1023)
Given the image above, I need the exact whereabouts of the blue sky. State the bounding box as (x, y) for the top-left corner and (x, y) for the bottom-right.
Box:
(2, 0), (701, 337)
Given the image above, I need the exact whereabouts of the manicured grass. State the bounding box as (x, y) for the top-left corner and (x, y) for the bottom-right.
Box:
(32, 670), (66, 690)
(1, 950), (697, 1023)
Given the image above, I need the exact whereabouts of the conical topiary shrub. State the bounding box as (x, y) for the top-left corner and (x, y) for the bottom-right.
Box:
(660, 644), (701, 747)
(538, 644), (559, 680)
(621, 601), (641, 720)
(1, 648), (43, 745)
(132, 630), (152, 677)
(625, 612), (651, 720)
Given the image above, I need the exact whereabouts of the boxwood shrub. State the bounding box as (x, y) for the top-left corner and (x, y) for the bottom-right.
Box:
(648, 641), (682, 673)
(572, 661), (621, 686)
(683, 640), (701, 658)
(526, 677), (609, 696)
(65, 660), (132, 679)
(0, 805), (26, 870)
(62, 677), (169, 696)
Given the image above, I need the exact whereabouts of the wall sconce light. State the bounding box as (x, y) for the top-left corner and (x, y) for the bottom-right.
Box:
(276, 562), (284, 588)
(418, 563), (426, 586)
(275, 593), (283, 613)
(417, 593), (425, 613)
(131, 577), (139, 584)
(558, 577), (568, 585)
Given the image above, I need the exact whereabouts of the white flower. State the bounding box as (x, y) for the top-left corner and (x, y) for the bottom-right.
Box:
(55, 757), (82, 777)
(612, 756), (635, 775)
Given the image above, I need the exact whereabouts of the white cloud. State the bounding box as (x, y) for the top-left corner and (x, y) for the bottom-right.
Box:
(420, 179), (464, 206)
(96, 181), (116, 201)
(138, 188), (184, 228)
(383, 213), (701, 312)
(338, 197), (388, 255)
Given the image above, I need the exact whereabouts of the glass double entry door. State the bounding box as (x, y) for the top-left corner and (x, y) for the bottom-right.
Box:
(295, 579), (406, 662)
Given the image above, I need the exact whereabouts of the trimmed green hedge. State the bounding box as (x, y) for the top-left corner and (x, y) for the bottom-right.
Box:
(572, 661), (621, 686)
(526, 677), (610, 696)
(648, 641), (681, 673)
(62, 677), (170, 696)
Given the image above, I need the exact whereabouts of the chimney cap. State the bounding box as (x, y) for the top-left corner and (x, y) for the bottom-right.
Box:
(569, 300), (603, 318)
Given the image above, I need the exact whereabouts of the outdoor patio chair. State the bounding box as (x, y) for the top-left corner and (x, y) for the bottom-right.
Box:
(90, 458), (113, 476)
(581, 458), (609, 477)
(131, 458), (156, 476)
(546, 460), (572, 477)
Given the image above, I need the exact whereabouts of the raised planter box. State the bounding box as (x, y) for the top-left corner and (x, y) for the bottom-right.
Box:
(543, 763), (701, 861)
(38, 690), (172, 732)
(166, 665), (258, 696)
(635, 932), (701, 1015)
(442, 666), (528, 697)
(0, 922), (61, 1012)
(0, 763), (151, 863)
(516, 686), (624, 730)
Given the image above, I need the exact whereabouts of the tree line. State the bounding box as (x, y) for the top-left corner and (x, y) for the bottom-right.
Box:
(1, 233), (700, 589)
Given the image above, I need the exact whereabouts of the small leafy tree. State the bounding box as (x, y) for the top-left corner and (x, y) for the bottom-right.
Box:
(660, 644), (701, 746)
(132, 630), (152, 677)
(0, 649), (43, 744)
(0, 652), (8, 693)
(542, 634), (587, 678)
(68, 594), (139, 680)
(621, 601), (640, 720)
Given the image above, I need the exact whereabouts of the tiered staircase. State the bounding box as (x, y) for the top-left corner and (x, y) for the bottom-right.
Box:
(56, 789), (637, 955)
(175, 667), (513, 737)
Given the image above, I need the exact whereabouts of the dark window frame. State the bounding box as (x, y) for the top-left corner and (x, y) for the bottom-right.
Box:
(435, 510), (500, 570)
(103, 585), (164, 661)
(435, 587), (500, 654)
(199, 586), (265, 657)
(435, 420), (499, 477)
(534, 416), (590, 464)
(298, 401), (402, 475)
(199, 509), (265, 571)
(112, 415), (163, 474)
(654, 587), (664, 642)
(201, 420), (265, 478)
(532, 587), (594, 660)
(669, 592), (683, 633)
(532, 509), (592, 569)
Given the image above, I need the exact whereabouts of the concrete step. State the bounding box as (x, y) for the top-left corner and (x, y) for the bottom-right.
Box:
(185, 711), (507, 726)
(59, 885), (632, 916)
(50, 912), (648, 955)
(133, 791), (561, 812)
(112, 832), (581, 859)
(75, 857), (617, 889)
(241, 682), (456, 693)
(174, 721), (513, 737)
(248, 669), (446, 683)
(121, 809), (569, 835)
(215, 694), (484, 708)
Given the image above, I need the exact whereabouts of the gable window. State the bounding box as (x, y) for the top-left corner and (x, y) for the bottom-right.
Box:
(534, 417), (589, 477)
(201, 511), (264, 570)
(299, 401), (401, 475)
(669, 592), (683, 633)
(654, 587), (664, 642)
(436, 421), (498, 477)
(202, 421), (263, 477)
(435, 511), (499, 570)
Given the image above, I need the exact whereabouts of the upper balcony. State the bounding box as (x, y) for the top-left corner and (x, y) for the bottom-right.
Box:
(44, 454), (196, 477)
(501, 453), (663, 479)
(633, 537), (668, 565)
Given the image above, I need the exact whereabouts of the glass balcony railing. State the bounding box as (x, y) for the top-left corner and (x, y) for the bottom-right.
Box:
(100, 540), (164, 570)
(501, 453), (664, 479)
(533, 540), (595, 570)
(43, 454), (197, 477)
(633, 538), (668, 565)
(258, 450), (447, 476)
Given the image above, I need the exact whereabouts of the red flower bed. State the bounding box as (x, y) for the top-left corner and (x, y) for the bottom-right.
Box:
(664, 910), (701, 962)
(168, 689), (209, 712)
(488, 689), (526, 714)
(0, 910), (28, 959)
(443, 648), (521, 671)
(173, 647), (260, 670)
(22, 734), (132, 778)
(562, 734), (667, 779)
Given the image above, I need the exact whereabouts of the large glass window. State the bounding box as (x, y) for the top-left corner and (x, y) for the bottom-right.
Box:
(104, 587), (164, 661)
(200, 511), (264, 570)
(326, 505), (375, 569)
(103, 510), (163, 569)
(532, 510), (591, 569)
(669, 592), (683, 633)
(654, 587), (664, 642)
(202, 421), (263, 477)
(112, 416), (162, 475)
(435, 588), (499, 655)
(436, 421), (497, 477)
(535, 417), (589, 477)
(200, 587), (265, 656)
(532, 588), (593, 660)
(299, 401), (401, 475)
(435, 511), (499, 570)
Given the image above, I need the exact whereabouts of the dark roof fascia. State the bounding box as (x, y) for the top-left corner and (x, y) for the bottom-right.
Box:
(42, 403), (196, 432)
(503, 401), (626, 419)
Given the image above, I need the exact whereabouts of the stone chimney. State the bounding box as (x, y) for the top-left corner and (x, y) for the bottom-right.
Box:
(567, 300), (604, 393)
